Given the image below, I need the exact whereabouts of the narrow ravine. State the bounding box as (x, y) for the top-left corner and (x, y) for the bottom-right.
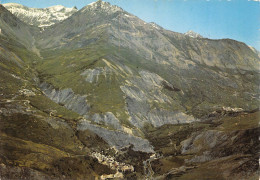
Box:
(143, 153), (161, 180)
(31, 36), (43, 59)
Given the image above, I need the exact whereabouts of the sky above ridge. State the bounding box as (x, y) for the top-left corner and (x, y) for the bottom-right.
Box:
(2, 0), (260, 50)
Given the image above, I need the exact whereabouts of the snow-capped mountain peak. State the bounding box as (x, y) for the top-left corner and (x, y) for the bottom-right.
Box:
(2, 3), (24, 8)
(3, 3), (78, 27)
(185, 30), (203, 38)
(47, 5), (67, 11)
(83, 0), (123, 14)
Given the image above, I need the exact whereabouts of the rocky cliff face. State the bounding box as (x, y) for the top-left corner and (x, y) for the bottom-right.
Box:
(0, 1), (259, 179)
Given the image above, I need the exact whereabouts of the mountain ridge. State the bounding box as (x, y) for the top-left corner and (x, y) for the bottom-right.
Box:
(185, 30), (203, 38)
(31, 0), (259, 149)
(0, 2), (259, 179)
(3, 3), (78, 27)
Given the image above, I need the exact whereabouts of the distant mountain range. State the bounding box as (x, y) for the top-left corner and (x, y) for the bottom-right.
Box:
(0, 1), (259, 179)
(3, 3), (78, 27)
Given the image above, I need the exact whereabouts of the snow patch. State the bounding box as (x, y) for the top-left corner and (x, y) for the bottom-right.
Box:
(185, 30), (203, 38)
(3, 3), (77, 27)
(88, 2), (96, 6)
(124, 14), (133, 18)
